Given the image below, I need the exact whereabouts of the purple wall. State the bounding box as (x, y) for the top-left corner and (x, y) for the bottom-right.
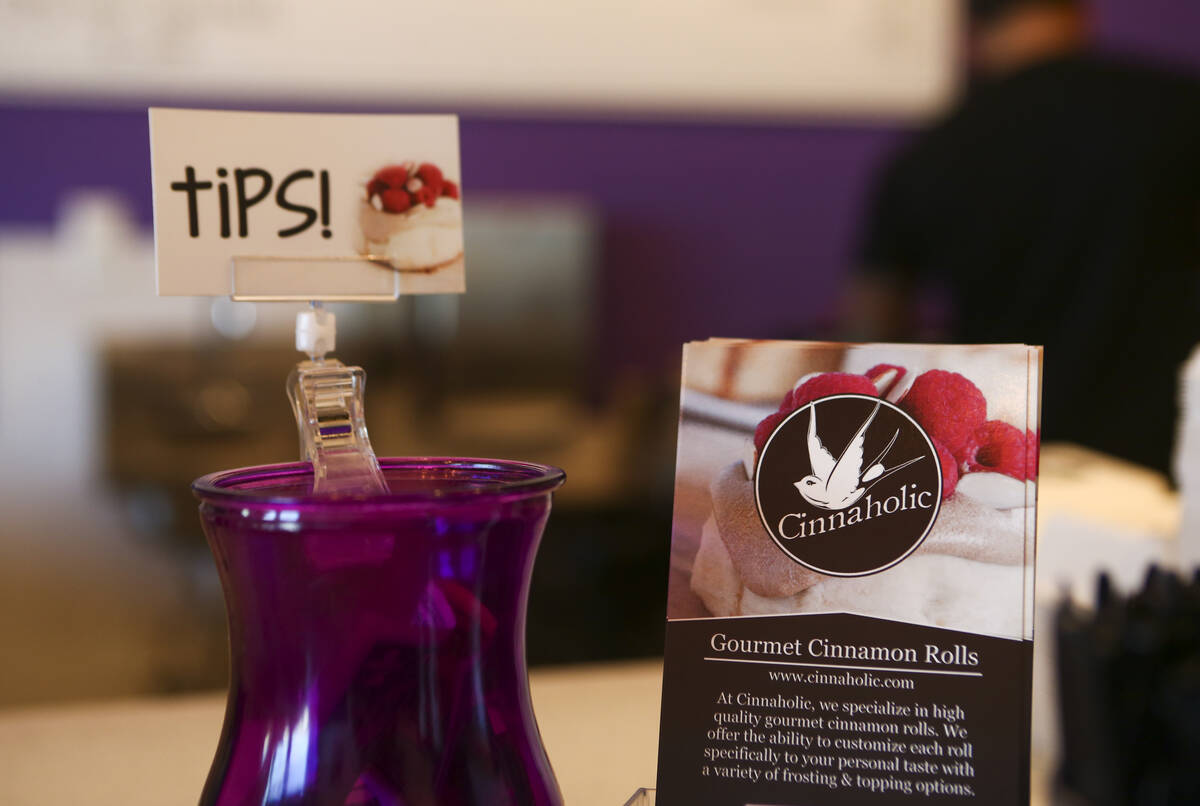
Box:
(462, 120), (898, 373)
(1, 0), (1196, 379)
(0, 104), (898, 377)
(1093, 0), (1200, 70)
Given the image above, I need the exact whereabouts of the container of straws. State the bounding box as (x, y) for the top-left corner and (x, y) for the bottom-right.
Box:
(1055, 566), (1200, 806)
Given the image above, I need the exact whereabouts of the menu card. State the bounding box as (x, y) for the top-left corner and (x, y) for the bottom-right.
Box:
(658, 340), (1042, 805)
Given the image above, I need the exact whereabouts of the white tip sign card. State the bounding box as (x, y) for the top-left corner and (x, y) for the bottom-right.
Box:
(657, 340), (1043, 805)
(149, 108), (465, 299)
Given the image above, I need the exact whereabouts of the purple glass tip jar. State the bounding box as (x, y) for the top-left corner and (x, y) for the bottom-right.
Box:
(192, 458), (566, 806)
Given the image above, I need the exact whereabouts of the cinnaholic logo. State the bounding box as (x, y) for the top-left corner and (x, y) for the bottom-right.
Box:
(755, 394), (941, 576)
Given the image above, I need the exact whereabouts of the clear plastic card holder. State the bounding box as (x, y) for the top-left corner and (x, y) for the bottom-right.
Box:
(230, 254), (402, 301)
(623, 788), (655, 805)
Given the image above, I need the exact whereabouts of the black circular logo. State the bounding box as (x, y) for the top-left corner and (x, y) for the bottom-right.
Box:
(755, 394), (941, 577)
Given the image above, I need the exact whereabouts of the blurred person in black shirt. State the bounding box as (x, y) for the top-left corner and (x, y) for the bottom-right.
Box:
(849, 0), (1200, 476)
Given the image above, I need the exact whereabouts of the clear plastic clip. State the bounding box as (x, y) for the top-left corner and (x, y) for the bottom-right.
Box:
(287, 304), (387, 495)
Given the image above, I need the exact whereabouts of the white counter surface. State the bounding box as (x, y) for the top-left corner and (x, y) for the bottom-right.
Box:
(0, 659), (663, 806)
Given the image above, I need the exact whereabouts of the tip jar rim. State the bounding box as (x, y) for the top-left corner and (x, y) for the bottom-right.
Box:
(192, 457), (565, 510)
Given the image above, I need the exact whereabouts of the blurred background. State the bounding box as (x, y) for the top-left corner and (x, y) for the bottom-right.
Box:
(1, 1), (1199, 798)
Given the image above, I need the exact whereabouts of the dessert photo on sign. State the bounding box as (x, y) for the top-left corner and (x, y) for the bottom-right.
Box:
(669, 340), (1041, 640)
(360, 160), (465, 280)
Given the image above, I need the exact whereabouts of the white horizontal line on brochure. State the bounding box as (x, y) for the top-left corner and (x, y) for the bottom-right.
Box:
(668, 611), (1027, 642)
(703, 656), (983, 678)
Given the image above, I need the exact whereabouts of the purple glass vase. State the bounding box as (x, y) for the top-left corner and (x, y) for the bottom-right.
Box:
(193, 458), (566, 806)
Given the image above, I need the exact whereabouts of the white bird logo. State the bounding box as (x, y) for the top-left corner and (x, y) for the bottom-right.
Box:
(794, 401), (923, 511)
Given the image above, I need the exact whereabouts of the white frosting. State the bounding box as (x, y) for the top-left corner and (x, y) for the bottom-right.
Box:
(360, 198), (463, 270)
(692, 516), (1025, 638)
(956, 472), (1030, 510)
(742, 551), (1025, 638)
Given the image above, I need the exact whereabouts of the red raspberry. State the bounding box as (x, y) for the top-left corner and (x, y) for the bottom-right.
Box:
(442, 180), (459, 199)
(753, 410), (789, 457)
(962, 420), (1027, 480)
(374, 165), (410, 188)
(379, 188), (412, 213)
(366, 178), (386, 199)
(1025, 429), (1040, 480)
(787, 372), (878, 411)
(899, 370), (987, 458)
(418, 185), (439, 208)
(865, 364), (906, 398)
(758, 373), (878, 461)
(416, 163), (444, 195)
(933, 438), (959, 499)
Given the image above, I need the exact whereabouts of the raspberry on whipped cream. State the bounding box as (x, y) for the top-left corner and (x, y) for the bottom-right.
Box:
(962, 420), (1029, 480)
(753, 372), (878, 458)
(933, 438), (959, 499)
(865, 363), (907, 399)
(361, 162), (463, 271)
(899, 370), (987, 458)
(1025, 429), (1040, 480)
(785, 372), (878, 412)
(745, 364), (1040, 501)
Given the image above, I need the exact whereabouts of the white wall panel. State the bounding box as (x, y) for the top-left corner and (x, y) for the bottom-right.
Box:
(0, 0), (957, 118)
